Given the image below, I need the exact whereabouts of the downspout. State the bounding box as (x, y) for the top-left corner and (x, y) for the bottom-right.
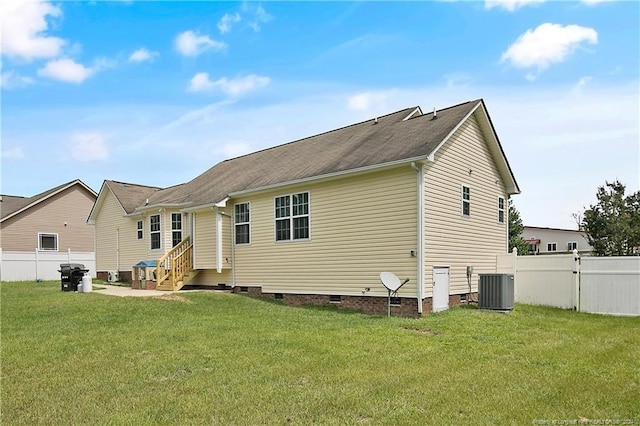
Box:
(411, 162), (425, 314)
(218, 211), (235, 288)
(214, 207), (223, 273)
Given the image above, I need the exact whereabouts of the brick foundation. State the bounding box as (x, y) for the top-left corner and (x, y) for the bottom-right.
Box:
(131, 280), (157, 290)
(232, 286), (478, 317)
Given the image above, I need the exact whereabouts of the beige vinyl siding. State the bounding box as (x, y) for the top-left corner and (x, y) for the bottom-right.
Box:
(94, 190), (147, 272)
(1, 186), (95, 252)
(189, 268), (233, 286)
(193, 210), (216, 268)
(193, 209), (233, 270)
(423, 112), (508, 297)
(232, 166), (418, 297)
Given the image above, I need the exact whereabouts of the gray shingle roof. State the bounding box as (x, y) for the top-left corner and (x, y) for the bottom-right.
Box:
(141, 100), (482, 210)
(104, 181), (162, 214)
(1, 179), (96, 221)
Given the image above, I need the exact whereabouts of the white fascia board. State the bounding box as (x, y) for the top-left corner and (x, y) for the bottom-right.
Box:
(6, 180), (96, 224)
(426, 101), (481, 163)
(126, 202), (191, 216)
(403, 106), (423, 121)
(87, 181), (125, 224)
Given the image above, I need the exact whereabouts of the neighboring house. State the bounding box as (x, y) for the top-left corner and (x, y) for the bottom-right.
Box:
(1, 179), (97, 281)
(523, 226), (592, 255)
(88, 99), (520, 316)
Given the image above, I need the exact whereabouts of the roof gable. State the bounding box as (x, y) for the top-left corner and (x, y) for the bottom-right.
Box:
(1, 179), (97, 222)
(87, 180), (161, 223)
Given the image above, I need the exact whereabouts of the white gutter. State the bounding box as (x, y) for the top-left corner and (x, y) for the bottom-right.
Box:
(228, 156), (429, 198)
(218, 211), (235, 287)
(411, 161), (425, 314)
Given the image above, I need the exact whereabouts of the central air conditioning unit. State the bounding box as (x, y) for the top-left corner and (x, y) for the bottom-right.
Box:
(478, 274), (514, 310)
(107, 271), (119, 283)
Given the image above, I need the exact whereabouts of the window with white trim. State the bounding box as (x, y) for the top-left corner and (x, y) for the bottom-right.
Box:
(567, 241), (577, 251)
(235, 203), (250, 245)
(498, 197), (505, 223)
(150, 214), (161, 250)
(171, 213), (182, 247)
(462, 186), (470, 217)
(547, 242), (557, 252)
(275, 192), (309, 241)
(38, 233), (58, 251)
(137, 220), (143, 240)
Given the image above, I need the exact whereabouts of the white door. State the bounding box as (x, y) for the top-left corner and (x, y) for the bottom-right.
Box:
(433, 267), (450, 313)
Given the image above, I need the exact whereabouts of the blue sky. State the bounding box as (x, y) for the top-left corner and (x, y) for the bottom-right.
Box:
(1, 0), (638, 229)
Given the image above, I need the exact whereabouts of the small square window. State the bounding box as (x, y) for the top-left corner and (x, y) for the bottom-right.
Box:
(390, 297), (401, 306)
(274, 293), (284, 300)
(330, 295), (341, 303)
(38, 233), (58, 251)
(547, 242), (557, 252)
(240, 286), (248, 293)
(567, 242), (577, 251)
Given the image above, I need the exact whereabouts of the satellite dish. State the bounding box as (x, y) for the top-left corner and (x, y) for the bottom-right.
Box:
(380, 271), (402, 292)
(379, 272), (410, 317)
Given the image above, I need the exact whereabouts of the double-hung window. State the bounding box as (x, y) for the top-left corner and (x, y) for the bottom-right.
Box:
(498, 197), (505, 223)
(567, 242), (577, 251)
(235, 203), (250, 245)
(462, 186), (471, 217)
(150, 214), (161, 250)
(38, 233), (58, 251)
(171, 213), (182, 247)
(275, 192), (309, 241)
(137, 220), (143, 240)
(547, 242), (557, 252)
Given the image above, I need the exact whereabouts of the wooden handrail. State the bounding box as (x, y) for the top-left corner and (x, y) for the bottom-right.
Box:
(156, 236), (192, 289)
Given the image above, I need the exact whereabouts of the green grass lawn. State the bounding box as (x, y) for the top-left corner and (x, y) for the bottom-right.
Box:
(2, 281), (638, 425)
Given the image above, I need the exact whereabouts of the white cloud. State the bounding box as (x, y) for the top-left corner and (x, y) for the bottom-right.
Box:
(188, 73), (270, 96)
(37, 58), (94, 83)
(174, 30), (226, 57)
(188, 72), (214, 92)
(218, 13), (241, 34)
(0, 146), (25, 159)
(0, 0), (66, 60)
(484, 0), (545, 11)
(571, 76), (592, 97)
(347, 92), (389, 111)
(68, 132), (109, 162)
(0, 70), (34, 89)
(246, 4), (273, 32)
(128, 48), (158, 63)
(501, 23), (598, 73)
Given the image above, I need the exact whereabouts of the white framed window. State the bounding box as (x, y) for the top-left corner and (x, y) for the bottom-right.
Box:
(171, 213), (182, 247)
(150, 214), (161, 250)
(137, 220), (143, 240)
(462, 186), (470, 217)
(275, 192), (310, 241)
(38, 233), (58, 251)
(498, 197), (505, 223)
(235, 203), (250, 245)
(547, 242), (557, 252)
(567, 241), (577, 251)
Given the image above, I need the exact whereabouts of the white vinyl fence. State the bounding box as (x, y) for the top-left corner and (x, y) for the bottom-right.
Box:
(0, 249), (96, 282)
(580, 257), (640, 316)
(497, 250), (640, 316)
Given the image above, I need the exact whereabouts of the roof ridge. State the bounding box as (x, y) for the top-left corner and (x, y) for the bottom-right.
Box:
(107, 179), (162, 190)
(219, 106), (418, 164)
